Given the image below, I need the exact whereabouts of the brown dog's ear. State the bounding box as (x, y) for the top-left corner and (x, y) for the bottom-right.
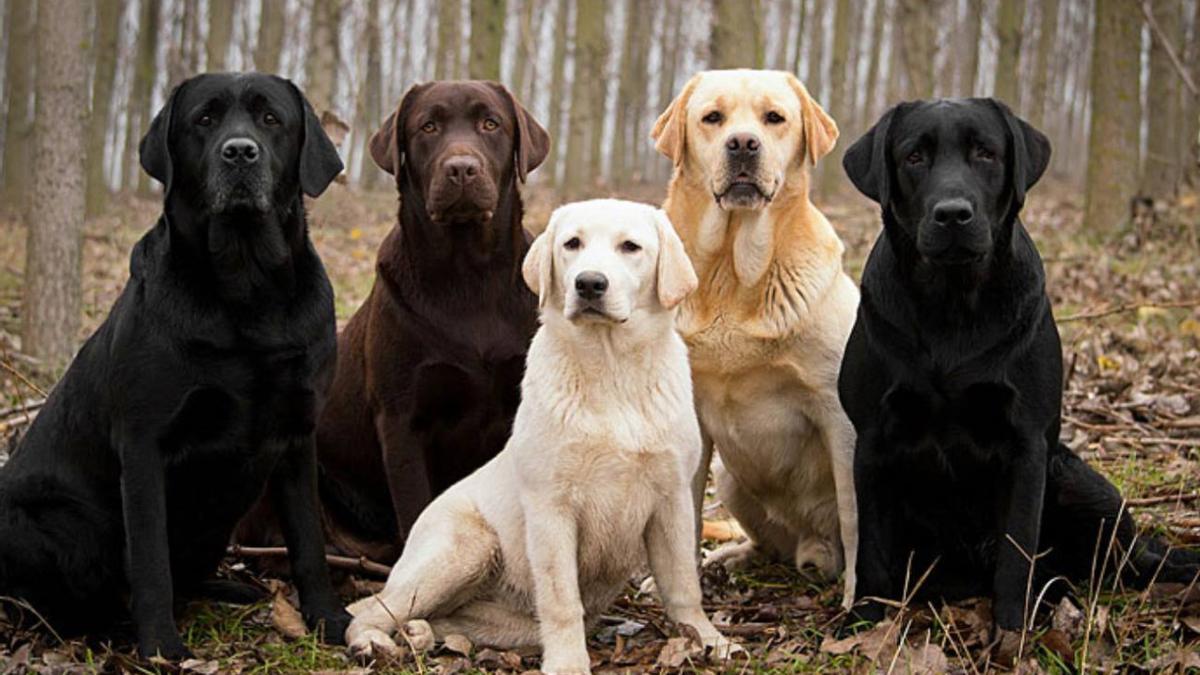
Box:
(488, 83), (551, 183)
(370, 83), (427, 177)
(522, 211), (559, 308)
(651, 74), (701, 167)
(652, 209), (698, 310)
(786, 74), (838, 166)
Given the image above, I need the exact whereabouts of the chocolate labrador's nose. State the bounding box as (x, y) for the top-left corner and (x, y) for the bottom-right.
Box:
(444, 156), (481, 186)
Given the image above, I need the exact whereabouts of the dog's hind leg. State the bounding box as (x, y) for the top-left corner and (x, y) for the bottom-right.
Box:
(425, 599), (541, 649)
(705, 466), (794, 571)
(345, 496), (500, 656)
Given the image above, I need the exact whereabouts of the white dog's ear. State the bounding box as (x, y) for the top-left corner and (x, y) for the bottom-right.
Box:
(786, 74), (839, 166)
(653, 209), (698, 309)
(651, 74), (700, 167)
(522, 214), (558, 308)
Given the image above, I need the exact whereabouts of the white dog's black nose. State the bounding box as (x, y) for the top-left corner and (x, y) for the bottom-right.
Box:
(575, 272), (608, 300)
(221, 138), (260, 166)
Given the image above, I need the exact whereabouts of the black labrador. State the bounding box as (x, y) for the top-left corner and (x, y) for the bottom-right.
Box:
(0, 73), (350, 659)
(839, 98), (1199, 632)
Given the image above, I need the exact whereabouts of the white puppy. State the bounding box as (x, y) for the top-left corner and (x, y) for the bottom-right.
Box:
(345, 199), (739, 674)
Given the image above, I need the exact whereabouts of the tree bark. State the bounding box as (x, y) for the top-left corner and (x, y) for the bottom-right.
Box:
(306, 0), (341, 115)
(819, 0), (851, 198)
(897, 0), (936, 99)
(614, 0), (650, 185)
(710, 0), (764, 69)
(130, 0), (161, 195)
(254, 0), (286, 72)
(1083, 0), (1141, 234)
(564, 0), (605, 196)
(861, 0), (887, 127)
(356, 0), (383, 190)
(511, 0), (537, 102)
(544, 0), (569, 185)
(1141, 0), (1182, 198)
(791, 0), (807, 75)
(774, 0), (794, 70)
(207, 0), (236, 70)
(469, 0), (505, 80)
(994, 0), (1025, 107)
(960, 0), (982, 96)
(25, 0), (87, 370)
(1030, 0), (1058, 129)
(436, 0), (462, 80)
(806, 0), (826, 98)
(656, 0), (683, 181)
(2, 0), (35, 214)
(86, 0), (124, 217)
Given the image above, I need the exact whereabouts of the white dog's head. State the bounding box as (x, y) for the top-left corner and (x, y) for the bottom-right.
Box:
(651, 69), (838, 211)
(522, 199), (698, 325)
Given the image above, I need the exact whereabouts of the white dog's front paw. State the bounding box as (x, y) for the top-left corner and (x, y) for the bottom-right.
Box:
(794, 537), (841, 580)
(400, 619), (436, 653)
(704, 633), (745, 660)
(704, 540), (759, 571)
(347, 627), (400, 659)
(541, 646), (592, 675)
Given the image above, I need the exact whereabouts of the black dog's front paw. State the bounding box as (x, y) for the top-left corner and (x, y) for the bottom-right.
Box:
(837, 601), (885, 638)
(138, 634), (193, 662)
(307, 607), (353, 645)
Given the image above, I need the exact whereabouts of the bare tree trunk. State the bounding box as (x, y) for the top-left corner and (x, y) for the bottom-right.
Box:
(564, 0), (605, 196)
(207, 0), (236, 70)
(1141, 0), (1182, 199)
(130, 0), (161, 195)
(511, 0), (537, 101)
(897, 0), (936, 99)
(356, 0), (383, 190)
(468, 0), (505, 80)
(86, 0), (123, 217)
(1030, 0), (1058, 129)
(710, 0), (764, 69)
(656, 0), (683, 181)
(994, 0), (1024, 107)
(25, 0), (87, 370)
(774, 0), (794, 69)
(819, 0), (851, 199)
(586, 2), (608, 182)
(544, 0), (568, 186)
(958, 0), (981, 96)
(436, 0), (462, 79)
(254, 0), (286, 72)
(1084, 0), (1141, 234)
(2, 0), (35, 214)
(306, 0), (341, 115)
(1184, 0), (1200, 183)
(614, 0), (649, 185)
(861, 0), (887, 126)
(791, 0), (807, 75)
(806, 0), (826, 97)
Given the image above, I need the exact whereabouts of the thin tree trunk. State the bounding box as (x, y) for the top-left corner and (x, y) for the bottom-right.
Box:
(357, 0), (383, 190)
(544, 0), (568, 186)
(806, 0), (827, 99)
(656, 0), (683, 181)
(819, 0), (851, 198)
(1, 0), (35, 213)
(1184, 0), (1200, 183)
(130, 0), (161, 195)
(994, 0), (1024, 107)
(469, 0), (505, 80)
(306, 0), (341, 115)
(1083, 0), (1141, 234)
(586, 1), (608, 182)
(774, 0), (794, 70)
(511, 0), (536, 101)
(710, 0), (764, 69)
(897, 0), (936, 99)
(436, 0), (462, 79)
(861, 0), (887, 127)
(791, 0), (807, 75)
(564, 0), (605, 196)
(254, 0), (285, 72)
(960, 0), (982, 96)
(207, 0), (236, 70)
(86, 0), (124, 217)
(613, 0), (647, 185)
(25, 0), (87, 370)
(1141, 0), (1182, 198)
(1030, 0), (1058, 129)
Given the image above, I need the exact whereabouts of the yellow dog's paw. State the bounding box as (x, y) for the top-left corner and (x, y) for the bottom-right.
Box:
(401, 619), (436, 653)
(705, 634), (746, 660)
(347, 627), (401, 660)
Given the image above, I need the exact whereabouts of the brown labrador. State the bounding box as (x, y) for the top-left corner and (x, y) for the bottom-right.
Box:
(311, 81), (549, 563)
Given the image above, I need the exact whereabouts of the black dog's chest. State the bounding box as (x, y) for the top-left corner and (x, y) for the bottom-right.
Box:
(882, 379), (1019, 461)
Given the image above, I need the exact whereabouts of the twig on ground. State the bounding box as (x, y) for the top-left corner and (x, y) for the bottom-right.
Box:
(226, 545), (393, 578)
(0, 359), (47, 398)
(1057, 299), (1200, 323)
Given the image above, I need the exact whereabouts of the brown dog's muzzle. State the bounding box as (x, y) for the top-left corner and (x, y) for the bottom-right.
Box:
(426, 147), (500, 224)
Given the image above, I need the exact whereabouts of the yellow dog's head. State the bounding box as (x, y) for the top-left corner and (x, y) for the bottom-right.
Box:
(652, 70), (838, 211)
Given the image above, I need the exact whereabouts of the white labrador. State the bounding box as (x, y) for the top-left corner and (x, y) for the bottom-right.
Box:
(344, 199), (740, 674)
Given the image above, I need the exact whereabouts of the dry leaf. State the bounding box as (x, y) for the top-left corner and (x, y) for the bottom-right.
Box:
(895, 643), (949, 674)
(443, 633), (472, 656)
(180, 658), (220, 675)
(271, 589), (308, 640)
(1051, 597), (1084, 639)
(1181, 615), (1200, 635)
(656, 636), (701, 669)
(819, 620), (897, 660)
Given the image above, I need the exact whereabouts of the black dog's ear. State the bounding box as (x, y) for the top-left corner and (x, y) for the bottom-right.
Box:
(139, 79), (191, 190)
(370, 83), (428, 179)
(843, 104), (903, 206)
(487, 82), (550, 183)
(284, 80), (344, 197)
(986, 98), (1051, 206)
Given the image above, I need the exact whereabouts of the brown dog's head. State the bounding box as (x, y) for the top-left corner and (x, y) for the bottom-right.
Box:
(652, 70), (837, 211)
(370, 81), (549, 226)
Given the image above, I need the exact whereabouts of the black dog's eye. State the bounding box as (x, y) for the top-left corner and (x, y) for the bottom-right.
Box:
(564, 237), (582, 250)
(620, 240), (641, 253)
(702, 111), (724, 125)
(197, 115), (214, 127)
(974, 146), (996, 162)
(481, 118), (499, 132)
(421, 121), (438, 134)
(765, 111), (785, 124)
(905, 151), (925, 166)
(263, 112), (280, 126)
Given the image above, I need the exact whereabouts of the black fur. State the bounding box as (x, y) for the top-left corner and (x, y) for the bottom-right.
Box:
(839, 98), (1199, 631)
(0, 73), (349, 659)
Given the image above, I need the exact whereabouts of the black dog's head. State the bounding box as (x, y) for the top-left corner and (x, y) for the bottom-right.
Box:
(140, 73), (343, 216)
(369, 81), (549, 226)
(844, 98), (1050, 266)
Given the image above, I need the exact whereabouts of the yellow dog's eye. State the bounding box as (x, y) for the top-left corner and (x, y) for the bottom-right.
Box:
(765, 111), (785, 124)
(620, 240), (641, 253)
(564, 237), (582, 250)
(702, 111), (723, 125)
(481, 118), (499, 131)
(421, 121), (438, 133)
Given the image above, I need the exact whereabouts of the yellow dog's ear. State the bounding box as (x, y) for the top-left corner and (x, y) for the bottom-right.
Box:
(522, 211), (560, 309)
(652, 209), (698, 310)
(786, 74), (838, 166)
(651, 74), (701, 167)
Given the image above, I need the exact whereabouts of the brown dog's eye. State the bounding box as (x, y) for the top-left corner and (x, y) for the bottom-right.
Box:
(481, 118), (499, 132)
(974, 147), (996, 162)
(564, 237), (582, 250)
(197, 115), (213, 127)
(905, 151), (925, 166)
(421, 121), (437, 133)
(263, 112), (280, 126)
(765, 111), (785, 124)
(620, 240), (641, 253)
(702, 111), (723, 125)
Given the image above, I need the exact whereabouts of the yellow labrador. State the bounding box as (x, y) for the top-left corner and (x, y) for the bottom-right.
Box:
(652, 70), (859, 608)
(344, 199), (739, 674)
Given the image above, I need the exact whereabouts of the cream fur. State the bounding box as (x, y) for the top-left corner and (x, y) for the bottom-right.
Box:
(344, 199), (737, 674)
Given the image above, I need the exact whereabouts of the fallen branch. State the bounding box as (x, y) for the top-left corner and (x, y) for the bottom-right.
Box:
(1127, 493), (1200, 507)
(1057, 299), (1200, 323)
(0, 399), (45, 419)
(0, 359), (48, 398)
(226, 545), (393, 578)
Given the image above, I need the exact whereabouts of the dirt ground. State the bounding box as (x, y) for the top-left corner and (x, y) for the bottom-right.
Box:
(0, 180), (1198, 673)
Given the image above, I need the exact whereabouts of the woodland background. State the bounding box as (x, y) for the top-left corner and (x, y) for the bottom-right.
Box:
(1, 0), (1200, 672)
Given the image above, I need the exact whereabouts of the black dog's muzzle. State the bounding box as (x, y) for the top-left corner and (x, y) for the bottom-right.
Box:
(208, 135), (273, 213)
(918, 197), (992, 264)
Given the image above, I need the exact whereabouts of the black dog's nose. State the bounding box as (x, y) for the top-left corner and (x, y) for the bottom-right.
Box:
(932, 199), (974, 226)
(725, 133), (761, 155)
(444, 156), (481, 186)
(221, 138), (260, 165)
(575, 272), (608, 300)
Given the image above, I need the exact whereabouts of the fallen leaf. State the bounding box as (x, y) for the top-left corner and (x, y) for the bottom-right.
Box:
(271, 589), (308, 640)
(1051, 597), (1084, 639)
(1039, 628), (1075, 664)
(180, 658), (220, 675)
(895, 643), (949, 674)
(656, 636), (702, 669)
(819, 620), (898, 660)
(1181, 615), (1200, 635)
(443, 633), (472, 656)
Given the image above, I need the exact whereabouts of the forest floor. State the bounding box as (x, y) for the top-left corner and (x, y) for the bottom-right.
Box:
(0, 181), (1198, 673)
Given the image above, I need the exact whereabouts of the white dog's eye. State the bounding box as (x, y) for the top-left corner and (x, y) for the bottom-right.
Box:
(702, 111), (724, 125)
(564, 237), (582, 250)
(765, 111), (785, 125)
(619, 240), (641, 253)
